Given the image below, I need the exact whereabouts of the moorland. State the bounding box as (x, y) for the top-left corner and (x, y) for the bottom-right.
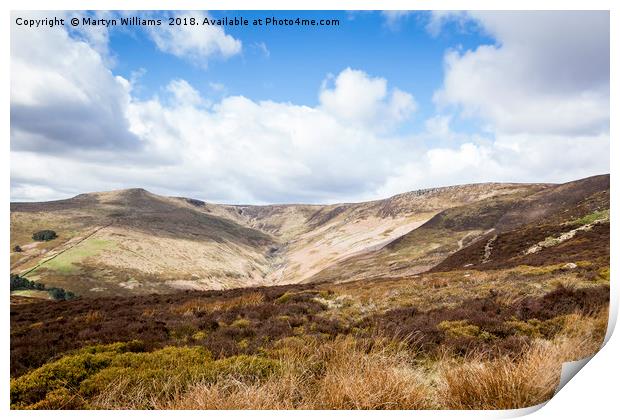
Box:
(10, 174), (610, 409)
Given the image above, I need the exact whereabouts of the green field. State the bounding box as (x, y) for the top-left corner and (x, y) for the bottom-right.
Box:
(36, 238), (116, 275)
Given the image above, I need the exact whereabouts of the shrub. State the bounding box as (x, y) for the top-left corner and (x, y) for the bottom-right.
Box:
(504, 319), (543, 338)
(185, 198), (205, 207)
(11, 342), (208, 409)
(10, 274), (45, 291)
(275, 292), (293, 304)
(11, 351), (114, 408)
(230, 318), (251, 328)
(438, 320), (493, 340)
(13, 245), (23, 252)
(192, 331), (208, 341)
(505, 317), (566, 339)
(596, 267), (610, 283)
(48, 287), (75, 301)
(10, 274), (74, 299)
(171, 324), (198, 339)
(10, 274), (33, 290)
(10, 303), (609, 409)
(10, 340), (282, 409)
(519, 284), (609, 319)
(32, 230), (58, 241)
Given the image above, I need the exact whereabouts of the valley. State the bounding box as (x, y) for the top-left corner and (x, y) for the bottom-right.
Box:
(11, 180), (568, 296)
(9, 174), (610, 409)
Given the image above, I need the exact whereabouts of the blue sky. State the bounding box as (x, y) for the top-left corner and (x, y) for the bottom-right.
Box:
(107, 11), (491, 133)
(11, 11), (609, 203)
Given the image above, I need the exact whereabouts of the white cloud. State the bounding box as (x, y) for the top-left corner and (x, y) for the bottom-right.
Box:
(252, 41), (270, 58)
(424, 115), (455, 141)
(381, 11), (413, 30)
(433, 11), (610, 136)
(123, 89), (409, 203)
(166, 79), (204, 107)
(319, 68), (417, 131)
(10, 12), (610, 204)
(424, 11), (472, 37)
(376, 131), (609, 198)
(148, 11), (242, 67)
(209, 82), (226, 93)
(69, 11), (116, 61)
(11, 14), (139, 153)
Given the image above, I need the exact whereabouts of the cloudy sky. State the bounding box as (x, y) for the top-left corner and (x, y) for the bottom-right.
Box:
(10, 11), (610, 204)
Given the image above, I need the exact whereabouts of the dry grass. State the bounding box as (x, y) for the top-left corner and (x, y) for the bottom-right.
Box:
(78, 337), (436, 409)
(439, 309), (607, 409)
(86, 309), (607, 410)
(141, 308), (157, 318)
(91, 373), (190, 409)
(155, 336), (432, 410)
(172, 292), (265, 316)
(82, 310), (105, 324)
(439, 343), (561, 409)
(330, 267), (600, 316)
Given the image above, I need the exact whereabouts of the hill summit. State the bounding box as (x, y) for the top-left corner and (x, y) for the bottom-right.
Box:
(10, 175), (609, 296)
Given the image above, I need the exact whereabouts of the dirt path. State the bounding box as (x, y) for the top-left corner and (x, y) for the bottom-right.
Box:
(457, 232), (478, 251)
(482, 234), (497, 264)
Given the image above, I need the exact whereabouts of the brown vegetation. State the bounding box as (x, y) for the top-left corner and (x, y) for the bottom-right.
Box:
(9, 175), (610, 409)
(11, 278), (608, 377)
(10, 307), (607, 409)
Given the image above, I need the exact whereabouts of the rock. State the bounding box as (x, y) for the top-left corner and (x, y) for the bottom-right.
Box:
(562, 262), (578, 270)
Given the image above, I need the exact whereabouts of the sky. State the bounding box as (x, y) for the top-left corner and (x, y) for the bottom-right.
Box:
(10, 10), (610, 204)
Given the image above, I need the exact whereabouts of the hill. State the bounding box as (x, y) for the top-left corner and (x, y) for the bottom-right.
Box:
(9, 174), (610, 410)
(309, 175), (608, 283)
(10, 188), (274, 295)
(10, 175), (608, 296)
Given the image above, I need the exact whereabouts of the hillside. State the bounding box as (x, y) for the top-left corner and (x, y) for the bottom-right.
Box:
(10, 175), (608, 296)
(309, 175), (609, 283)
(9, 174), (610, 409)
(433, 175), (610, 272)
(10, 189), (275, 295)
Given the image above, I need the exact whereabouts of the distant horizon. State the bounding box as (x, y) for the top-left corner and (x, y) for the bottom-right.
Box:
(10, 173), (609, 207)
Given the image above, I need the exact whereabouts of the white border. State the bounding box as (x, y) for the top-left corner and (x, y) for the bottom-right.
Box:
(2, 1), (616, 419)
